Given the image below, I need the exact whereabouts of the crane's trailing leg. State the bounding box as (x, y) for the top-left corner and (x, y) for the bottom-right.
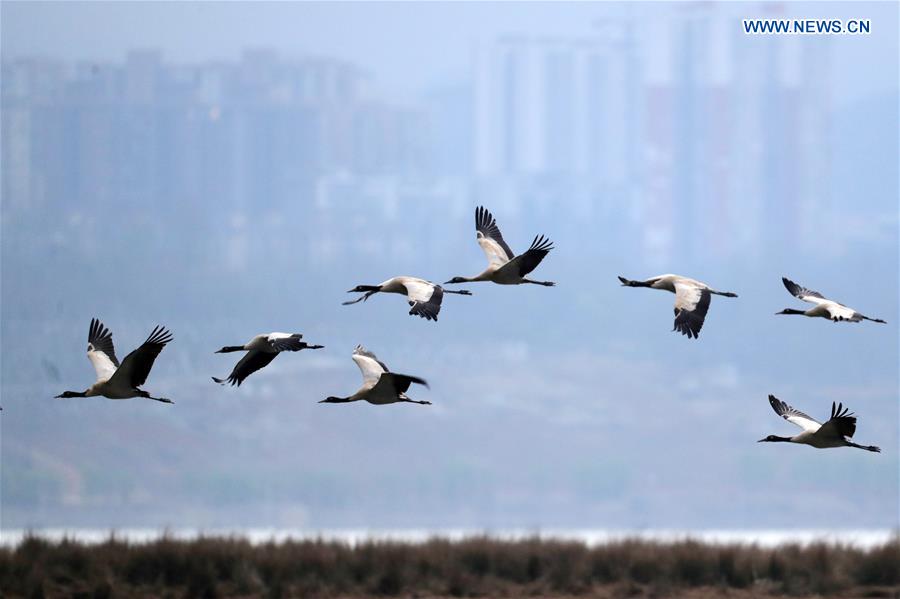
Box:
(400, 398), (431, 405)
(140, 391), (173, 404)
(860, 315), (887, 324)
(848, 442), (881, 453)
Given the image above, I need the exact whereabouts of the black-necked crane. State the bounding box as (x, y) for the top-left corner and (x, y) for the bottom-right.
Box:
(760, 395), (880, 452)
(55, 318), (174, 404)
(343, 276), (471, 322)
(320, 345), (430, 406)
(445, 206), (555, 287)
(213, 332), (324, 387)
(617, 274), (737, 339)
(778, 277), (887, 324)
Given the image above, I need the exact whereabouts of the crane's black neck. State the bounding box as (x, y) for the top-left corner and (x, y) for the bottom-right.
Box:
(777, 309), (806, 316)
(761, 435), (793, 443)
(618, 276), (652, 287)
(217, 346), (245, 353)
(320, 396), (352, 403)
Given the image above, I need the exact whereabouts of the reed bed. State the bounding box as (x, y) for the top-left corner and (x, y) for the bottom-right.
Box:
(1, 533), (897, 598)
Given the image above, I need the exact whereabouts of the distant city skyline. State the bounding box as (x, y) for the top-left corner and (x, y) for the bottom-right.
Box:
(2, 17), (874, 266)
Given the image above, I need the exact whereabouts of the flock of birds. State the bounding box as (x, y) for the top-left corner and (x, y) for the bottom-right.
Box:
(51, 206), (885, 453)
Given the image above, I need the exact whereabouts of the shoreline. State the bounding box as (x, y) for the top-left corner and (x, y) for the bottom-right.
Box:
(2, 527), (895, 549)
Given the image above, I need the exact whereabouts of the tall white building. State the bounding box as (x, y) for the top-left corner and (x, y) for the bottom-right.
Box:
(473, 31), (634, 181)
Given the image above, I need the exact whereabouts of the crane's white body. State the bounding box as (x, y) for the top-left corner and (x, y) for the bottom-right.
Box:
(618, 273), (737, 339)
(446, 206), (555, 286)
(468, 261), (533, 285)
(243, 333), (296, 353)
(348, 348), (406, 404)
(779, 277), (886, 323)
(213, 332), (323, 387)
(377, 276), (433, 301)
(761, 395), (880, 452)
(85, 327), (170, 399)
(343, 276), (470, 321)
(469, 234), (529, 284)
(86, 380), (141, 399)
(57, 319), (173, 403)
(379, 276), (451, 321)
(322, 345), (430, 406)
(781, 418), (851, 449)
(642, 274), (704, 293)
(801, 301), (860, 321)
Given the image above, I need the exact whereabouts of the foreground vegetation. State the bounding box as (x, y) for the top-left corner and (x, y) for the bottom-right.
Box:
(1, 533), (897, 598)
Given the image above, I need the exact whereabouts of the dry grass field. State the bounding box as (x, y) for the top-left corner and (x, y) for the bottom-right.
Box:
(1, 534), (897, 598)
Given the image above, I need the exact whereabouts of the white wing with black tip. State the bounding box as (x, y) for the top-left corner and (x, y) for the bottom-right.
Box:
(475, 205), (515, 267)
(87, 318), (119, 381)
(352, 345), (389, 385)
(768, 395), (821, 433)
(782, 277), (829, 305)
(672, 282), (710, 339)
(403, 279), (443, 321)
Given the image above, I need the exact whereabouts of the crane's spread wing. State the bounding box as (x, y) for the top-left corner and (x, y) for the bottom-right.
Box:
(109, 325), (173, 388)
(372, 372), (429, 397)
(782, 277), (829, 304)
(87, 318), (119, 381)
(352, 345), (389, 384)
(816, 402), (857, 439)
(768, 395), (821, 433)
(475, 205), (515, 267)
(498, 234), (553, 278)
(214, 350), (278, 386)
(267, 333), (307, 352)
(403, 279), (442, 321)
(672, 282), (710, 339)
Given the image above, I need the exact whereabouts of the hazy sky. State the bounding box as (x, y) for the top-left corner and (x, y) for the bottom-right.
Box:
(2, 2), (897, 104)
(1, 1), (897, 534)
